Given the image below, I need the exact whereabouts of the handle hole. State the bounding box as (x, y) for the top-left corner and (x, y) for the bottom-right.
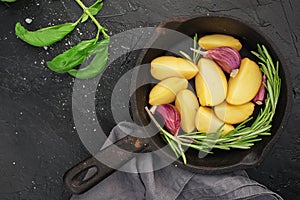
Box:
(72, 166), (98, 186)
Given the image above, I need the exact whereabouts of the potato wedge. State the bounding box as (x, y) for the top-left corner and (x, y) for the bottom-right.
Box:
(195, 106), (234, 135)
(214, 101), (255, 124)
(175, 89), (199, 133)
(149, 77), (188, 105)
(195, 58), (227, 106)
(227, 58), (262, 105)
(151, 56), (198, 80)
(198, 34), (242, 51)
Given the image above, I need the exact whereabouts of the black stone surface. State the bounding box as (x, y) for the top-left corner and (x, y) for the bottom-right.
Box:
(0, 0), (299, 199)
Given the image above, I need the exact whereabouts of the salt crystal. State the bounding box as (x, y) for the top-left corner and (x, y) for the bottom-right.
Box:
(25, 18), (33, 24)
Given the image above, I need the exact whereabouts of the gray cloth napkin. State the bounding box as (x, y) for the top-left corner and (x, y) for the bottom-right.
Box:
(71, 122), (283, 200)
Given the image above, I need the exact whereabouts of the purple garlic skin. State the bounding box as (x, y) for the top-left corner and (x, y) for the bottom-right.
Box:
(191, 46), (241, 78)
(154, 104), (181, 136)
(253, 74), (267, 105)
(206, 46), (241, 77)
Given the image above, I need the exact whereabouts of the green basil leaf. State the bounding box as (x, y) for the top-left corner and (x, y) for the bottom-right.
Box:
(46, 39), (99, 73)
(15, 22), (77, 47)
(81, 0), (103, 23)
(68, 38), (109, 79)
(89, 3), (103, 15)
(81, 14), (89, 23)
(1, 0), (17, 2)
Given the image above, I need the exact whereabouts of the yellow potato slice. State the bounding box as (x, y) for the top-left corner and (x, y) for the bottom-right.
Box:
(149, 77), (188, 105)
(195, 106), (234, 135)
(175, 89), (199, 133)
(151, 56), (198, 80)
(214, 101), (255, 124)
(195, 58), (227, 106)
(198, 34), (242, 51)
(227, 58), (262, 105)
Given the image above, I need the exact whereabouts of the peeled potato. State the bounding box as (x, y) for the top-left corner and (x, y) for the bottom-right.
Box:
(149, 77), (188, 105)
(227, 58), (262, 105)
(214, 101), (255, 124)
(198, 34), (242, 51)
(175, 89), (199, 133)
(151, 56), (198, 80)
(195, 58), (227, 106)
(195, 106), (234, 135)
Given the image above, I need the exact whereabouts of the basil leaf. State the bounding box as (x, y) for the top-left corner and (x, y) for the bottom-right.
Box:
(15, 22), (77, 47)
(81, 0), (103, 23)
(81, 14), (89, 23)
(1, 0), (16, 2)
(68, 38), (109, 79)
(47, 39), (99, 73)
(89, 3), (103, 15)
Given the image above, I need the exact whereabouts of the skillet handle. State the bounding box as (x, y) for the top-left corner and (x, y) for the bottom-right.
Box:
(63, 135), (148, 194)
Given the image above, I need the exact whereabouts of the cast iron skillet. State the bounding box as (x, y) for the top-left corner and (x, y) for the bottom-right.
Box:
(64, 16), (292, 194)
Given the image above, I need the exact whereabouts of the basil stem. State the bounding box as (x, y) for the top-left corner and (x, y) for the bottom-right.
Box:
(15, 21), (79, 47)
(68, 38), (109, 79)
(1, 0), (16, 2)
(47, 39), (99, 73)
(75, 0), (109, 39)
(81, 0), (103, 23)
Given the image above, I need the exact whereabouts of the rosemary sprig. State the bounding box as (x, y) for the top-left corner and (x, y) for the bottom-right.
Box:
(180, 34), (201, 64)
(193, 34), (202, 64)
(146, 44), (281, 164)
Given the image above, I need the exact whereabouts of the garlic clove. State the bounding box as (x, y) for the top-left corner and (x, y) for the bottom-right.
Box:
(151, 104), (181, 136)
(253, 74), (267, 105)
(191, 46), (241, 78)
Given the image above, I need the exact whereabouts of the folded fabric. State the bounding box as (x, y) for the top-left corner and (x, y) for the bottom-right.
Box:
(71, 122), (283, 200)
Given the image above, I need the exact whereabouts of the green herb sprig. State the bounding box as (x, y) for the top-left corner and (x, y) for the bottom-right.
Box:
(149, 44), (281, 165)
(14, 0), (109, 79)
(180, 34), (202, 64)
(1, 0), (16, 2)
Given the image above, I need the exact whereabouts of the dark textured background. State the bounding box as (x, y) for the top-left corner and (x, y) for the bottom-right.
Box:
(0, 0), (299, 199)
